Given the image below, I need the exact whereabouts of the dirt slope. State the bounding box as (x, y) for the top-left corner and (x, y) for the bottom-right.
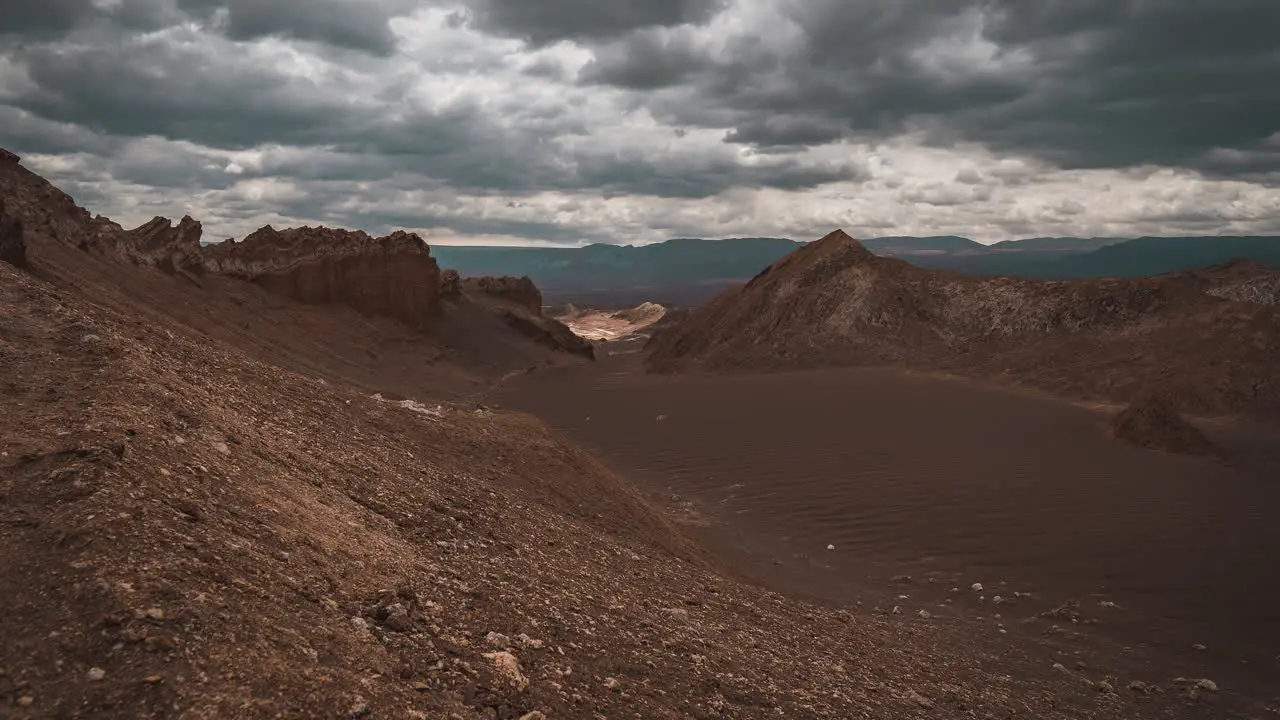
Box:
(647, 230), (1280, 417)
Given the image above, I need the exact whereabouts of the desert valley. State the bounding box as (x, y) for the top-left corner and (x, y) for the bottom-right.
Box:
(3, 146), (1280, 720)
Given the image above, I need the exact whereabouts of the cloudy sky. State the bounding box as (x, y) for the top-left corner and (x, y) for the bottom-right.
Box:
(2, 0), (1279, 246)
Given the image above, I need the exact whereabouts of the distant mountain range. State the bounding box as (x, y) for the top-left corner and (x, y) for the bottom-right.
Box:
(431, 235), (1280, 306)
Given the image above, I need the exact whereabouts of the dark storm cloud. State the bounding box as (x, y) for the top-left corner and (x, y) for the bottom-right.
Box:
(0, 0), (94, 39)
(175, 0), (407, 55)
(578, 28), (711, 89)
(0, 0), (406, 54)
(2, 17), (860, 201)
(464, 0), (727, 45)
(586, 0), (1280, 178)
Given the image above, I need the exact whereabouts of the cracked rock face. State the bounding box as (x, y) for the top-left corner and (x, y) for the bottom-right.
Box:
(203, 225), (443, 328)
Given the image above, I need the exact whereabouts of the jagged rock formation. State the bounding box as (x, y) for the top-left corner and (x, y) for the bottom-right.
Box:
(82, 215), (206, 277)
(647, 229), (1280, 417)
(1107, 393), (1221, 456)
(203, 225), (442, 329)
(0, 198), (26, 268)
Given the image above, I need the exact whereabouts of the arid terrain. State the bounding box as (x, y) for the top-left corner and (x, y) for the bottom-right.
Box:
(3, 149), (1279, 720)
(550, 303), (669, 343)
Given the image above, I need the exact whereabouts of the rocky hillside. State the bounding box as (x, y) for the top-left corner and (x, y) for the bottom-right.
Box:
(647, 230), (1280, 417)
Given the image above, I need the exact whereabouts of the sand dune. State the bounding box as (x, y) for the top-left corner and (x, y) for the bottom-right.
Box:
(502, 352), (1280, 699)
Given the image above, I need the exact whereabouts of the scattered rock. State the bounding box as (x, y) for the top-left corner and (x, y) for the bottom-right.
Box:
(1128, 680), (1152, 693)
(348, 695), (370, 717)
(825, 544), (836, 551)
(88, 667), (106, 681)
(916, 610), (931, 620)
(384, 605), (412, 633)
(1173, 677), (1219, 699)
(1191, 643), (1207, 651)
(907, 690), (934, 709)
(483, 651), (528, 689)
(486, 631), (511, 649)
(1095, 680), (1115, 693)
(1052, 663), (1069, 674)
(17, 696), (34, 707)
(664, 608), (691, 623)
(515, 633), (544, 649)
(518, 713), (547, 720)
(891, 574), (913, 584)
(213, 441), (231, 455)
(971, 583), (983, 592)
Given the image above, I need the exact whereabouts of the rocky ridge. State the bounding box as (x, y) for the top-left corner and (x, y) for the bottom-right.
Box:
(647, 230), (1280, 418)
(204, 225), (443, 329)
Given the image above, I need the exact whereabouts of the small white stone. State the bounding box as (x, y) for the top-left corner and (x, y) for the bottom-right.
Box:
(87, 667), (106, 681)
(971, 583), (983, 592)
(826, 544), (835, 551)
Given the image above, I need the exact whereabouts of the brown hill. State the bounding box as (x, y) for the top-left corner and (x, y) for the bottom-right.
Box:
(1107, 392), (1221, 456)
(647, 229), (1280, 418)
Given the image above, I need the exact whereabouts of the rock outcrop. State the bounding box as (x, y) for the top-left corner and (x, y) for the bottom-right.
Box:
(647, 229), (1280, 417)
(439, 268), (594, 359)
(0, 198), (26, 269)
(459, 275), (543, 314)
(499, 307), (596, 359)
(86, 215), (205, 277)
(203, 225), (442, 328)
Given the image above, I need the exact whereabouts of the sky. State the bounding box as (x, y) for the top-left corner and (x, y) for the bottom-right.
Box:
(2, 1), (1279, 246)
